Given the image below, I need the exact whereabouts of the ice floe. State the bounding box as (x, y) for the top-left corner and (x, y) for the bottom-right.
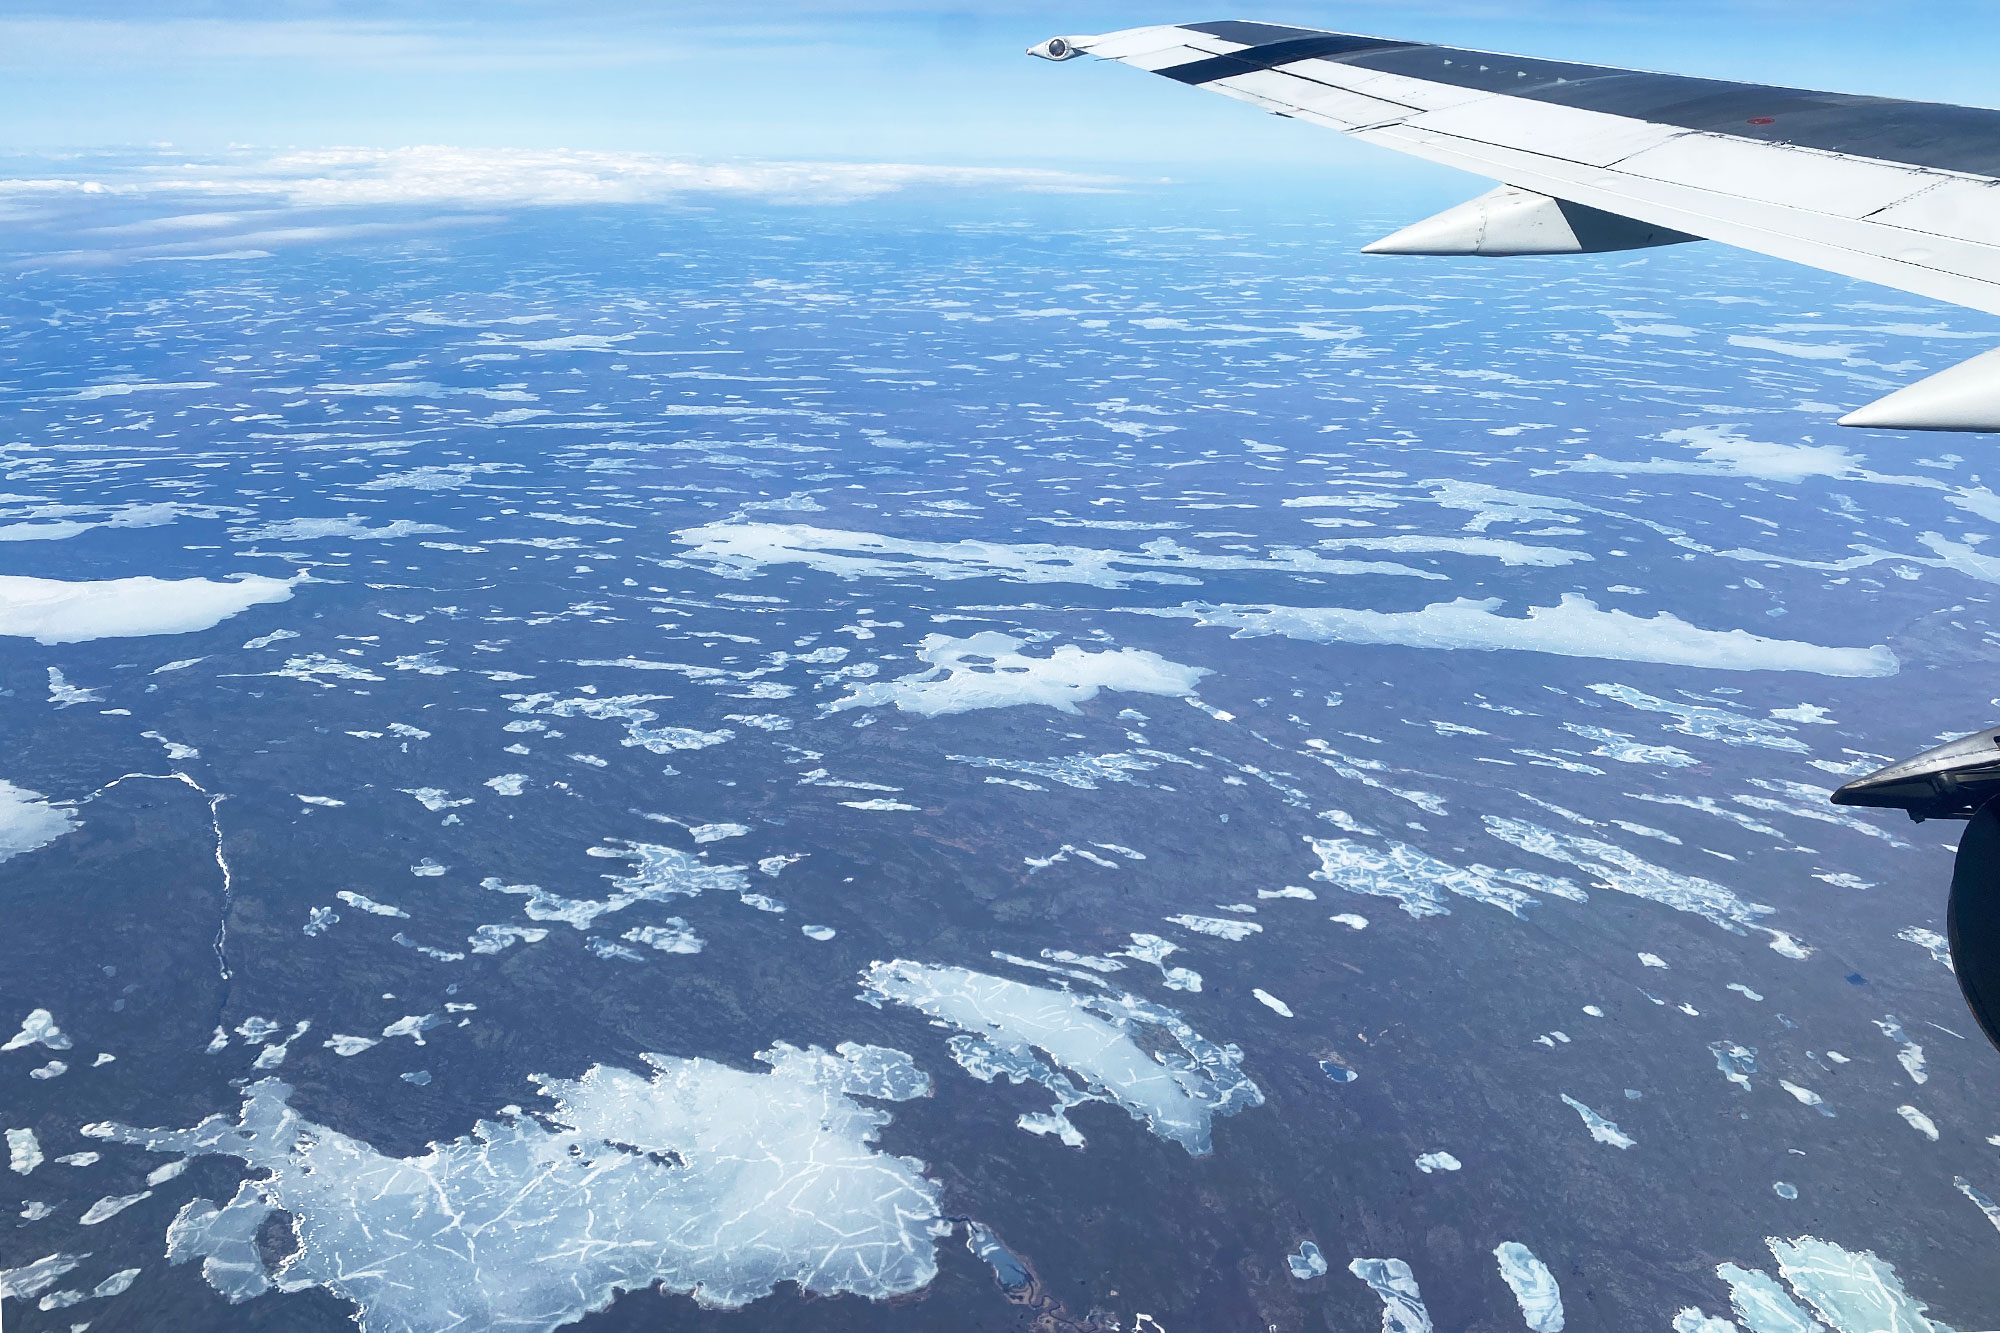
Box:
(1571, 424), (1869, 484)
(0, 782), (80, 866)
(1304, 826), (1583, 920)
(92, 1042), (945, 1324)
(1896, 927), (1952, 970)
(829, 631), (1208, 717)
(949, 748), (1190, 791)
(1559, 1094), (1635, 1148)
(1483, 818), (1782, 940)
(1896, 1105), (1939, 1141)
(622, 920), (704, 954)
(236, 516), (453, 542)
(1167, 913), (1263, 941)
(1563, 724), (1698, 767)
(335, 891), (407, 919)
(45, 666), (101, 708)
(8, 1127), (42, 1174)
(1287, 1240), (1328, 1280)
(79, 1191), (150, 1225)
(1766, 1236), (1951, 1332)
(1117, 934), (1202, 991)
(1134, 596), (1896, 676)
(507, 691), (733, 755)
(1414, 1151), (1460, 1173)
(0, 573), (298, 644)
(4, 1008), (71, 1052)
(1781, 1081), (1836, 1117)
(0, 1253), (84, 1300)
(859, 960), (1261, 1154)
(1312, 534), (1590, 566)
(1348, 1257), (1433, 1333)
(1589, 684), (1811, 752)
(1494, 1242), (1564, 1332)
(1956, 1176), (2000, 1236)
(674, 521), (1439, 589)
(1874, 1016), (1928, 1084)
(1252, 989), (1293, 1018)
(1710, 1042), (1759, 1091)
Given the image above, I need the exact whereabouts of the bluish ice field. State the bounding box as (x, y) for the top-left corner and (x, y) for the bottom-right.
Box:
(2, 169), (1998, 1332)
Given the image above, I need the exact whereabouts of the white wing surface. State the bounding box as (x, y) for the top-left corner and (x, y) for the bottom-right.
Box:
(1031, 21), (2000, 430)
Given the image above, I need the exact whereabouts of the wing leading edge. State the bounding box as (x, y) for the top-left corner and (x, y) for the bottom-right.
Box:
(1031, 21), (2000, 431)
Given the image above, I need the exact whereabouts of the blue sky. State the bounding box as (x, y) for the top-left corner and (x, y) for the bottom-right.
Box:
(5, 0), (1999, 179)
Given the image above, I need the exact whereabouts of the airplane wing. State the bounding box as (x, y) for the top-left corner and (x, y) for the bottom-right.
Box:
(1030, 21), (2000, 431)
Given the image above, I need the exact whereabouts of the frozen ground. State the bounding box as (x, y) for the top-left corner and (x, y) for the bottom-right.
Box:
(1, 167), (1997, 1332)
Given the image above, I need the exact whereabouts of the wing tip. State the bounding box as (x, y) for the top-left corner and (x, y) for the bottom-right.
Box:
(1027, 36), (1087, 61)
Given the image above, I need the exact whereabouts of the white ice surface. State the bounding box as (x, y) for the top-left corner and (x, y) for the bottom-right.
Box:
(1483, 818), (1780, 939)
(1494, 1242), (1565, 1332)
(4, 1009), (71, 1052)
(1252, 989), (1293, 1018)
(1348, 1257), (1433, 1333)
(860, 960), (1261, 1155)
(1767, 1236), (1949, 1333)
(1897, 928), (1952, 970)
(0, 573), (297, 644)
(1716, 1261), (1828, 1333)
(1590, 683), (1811, 752)
(674, 521), (1439, 589)
(1784, 1072), (1832, 1104)
(7, 1127), (42, 1174)
(829, 631), (1208, 717)
(94, 1043), (944, 1325)
(1287, 1240), (1328, 1280)
(1956, 1176), (2000, 1237)
(0, 1254), (82, 1300)
(1896, 1105), (1939, 1140)
(1560, 1094), (1635, 1148)
(1135, 596), (1895, 677)
(235, 516), (452, 541)
(0, 783), (80, 864)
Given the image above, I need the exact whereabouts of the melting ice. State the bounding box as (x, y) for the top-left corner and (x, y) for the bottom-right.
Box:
(91, 1042), (945, 1328)
(859, 960), (1261, 1154)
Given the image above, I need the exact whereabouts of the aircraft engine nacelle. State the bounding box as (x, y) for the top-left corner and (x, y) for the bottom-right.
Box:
(1836, 727), (2000, 1052)
(1364, 185), (1697, 257)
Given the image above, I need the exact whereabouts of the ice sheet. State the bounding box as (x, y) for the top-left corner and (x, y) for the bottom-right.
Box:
(92, 1042), (945, 1326)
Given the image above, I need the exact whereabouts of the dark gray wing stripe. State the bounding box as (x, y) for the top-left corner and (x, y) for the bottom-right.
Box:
(1163, 23), (2000, 179)
(1182, 20), (1334, 45)
(1159, 33), (1417, 86)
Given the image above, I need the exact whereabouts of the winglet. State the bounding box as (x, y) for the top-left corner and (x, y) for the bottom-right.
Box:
(1028, 36), (1087, 60)
(1840, 345), (2000, 432)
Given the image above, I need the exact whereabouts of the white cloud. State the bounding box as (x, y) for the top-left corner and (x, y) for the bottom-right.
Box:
(4, 145), (1124, 214)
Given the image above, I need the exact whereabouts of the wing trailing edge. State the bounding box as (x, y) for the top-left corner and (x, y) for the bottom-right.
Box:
(1031, 21), (2000, 431)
